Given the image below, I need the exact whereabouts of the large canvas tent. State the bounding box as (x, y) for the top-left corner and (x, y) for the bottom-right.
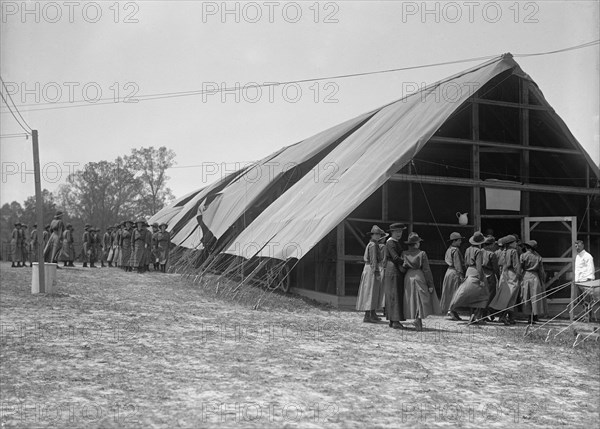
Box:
(151, 54), (599, 312)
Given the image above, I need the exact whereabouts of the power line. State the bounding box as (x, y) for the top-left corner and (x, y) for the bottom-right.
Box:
(3, 39), (598, 114)
(0, 91), (32, 134)
(0, 133), (30, 139)
(0, 76), (33, 133)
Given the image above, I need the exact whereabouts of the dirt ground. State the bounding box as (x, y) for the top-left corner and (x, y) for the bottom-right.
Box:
(1, 261), (599, 428)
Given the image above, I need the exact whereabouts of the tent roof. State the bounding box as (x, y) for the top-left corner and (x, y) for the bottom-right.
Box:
(150, 55), (597, 261)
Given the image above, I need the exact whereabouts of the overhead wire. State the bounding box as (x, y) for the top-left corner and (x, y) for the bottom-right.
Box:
(2, 39), (598, 114)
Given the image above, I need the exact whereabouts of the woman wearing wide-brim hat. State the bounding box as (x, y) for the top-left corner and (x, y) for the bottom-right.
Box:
(401, 232), (441, 331)
(119, 220), (134, 271)
(449, 232), (490, 325)
(489, 235), (521, 325)
(520, 240), (547, 324)
(58, 223), (75, 267)
(356, 225), (386, 323)
(155, 222), (171, 273)
(10, 222), (23, 267)
(131, 219), (150, 272)
(383, 223), (408, 329)
(44, 211), (65, 264)
(440, 232), (466, 321)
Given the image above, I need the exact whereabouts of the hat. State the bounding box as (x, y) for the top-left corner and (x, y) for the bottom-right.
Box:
(136, 219), (146, 225)
(159, 222), (168, 228)
(125, 220), (134, 225)
(483, 235), (495, 245)
(55, 211), (63, 217)
(367, 225), (386, 236)
(152, 222), (159, 228)
(503, 235), (517, 245)
(389, 223), (407, 232)
(107, 226), (113, 230)
(469, 231), (486, 246)
(405, 232), (424, 244)
(66, 223), (73, 229)
(448, 232), (465, 241)
(524, 240), (538, 249)
(21, 224), (28, 228)
(45, 224), (50, 229)
(14, 222), (21, 226)
(84, 223), (91, 229)
(33, 223), (37, 228)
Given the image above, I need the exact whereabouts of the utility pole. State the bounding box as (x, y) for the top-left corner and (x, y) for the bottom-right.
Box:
(32, 130), (46, 293)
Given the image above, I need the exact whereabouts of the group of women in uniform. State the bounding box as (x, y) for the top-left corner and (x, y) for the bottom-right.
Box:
(9, 211), (172, 273)
(356, 225), (547, 330)
(103, 219), (171, 273)
(440, 232), (547, 326)
(356, 223), (441, 331)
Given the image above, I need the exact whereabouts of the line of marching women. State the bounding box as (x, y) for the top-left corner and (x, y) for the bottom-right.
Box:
(356, 224), (441, 331)
(10, 211), (171, 273)
(441, 232), (547, 326)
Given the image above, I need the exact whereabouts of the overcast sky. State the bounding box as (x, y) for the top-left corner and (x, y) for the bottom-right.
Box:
(1, 1), (598, 207)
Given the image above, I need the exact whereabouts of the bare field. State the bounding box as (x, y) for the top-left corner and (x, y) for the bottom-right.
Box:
(1, 262), (599, 428)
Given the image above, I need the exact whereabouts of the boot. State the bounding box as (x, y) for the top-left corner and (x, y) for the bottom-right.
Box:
(108, 262), (112, 267)
(64, 262), (68, 267)
(101, 262), (106, 267)
(363, 311), (376, 323)
(83, 262), (88, 267)
(448, 311), (462, 321)
(162, 264), (166, 273)
(69, 262), (75, 267)
(370, 310), (381, 321)
(529, 314), (536, 325)
(414, 318), (423, 331)
(90, 263), (96, 268)
(11, 262), (15, 268)
(391, 321), (404, 330)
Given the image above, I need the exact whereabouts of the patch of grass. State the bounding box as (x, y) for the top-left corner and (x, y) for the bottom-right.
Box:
(1, 262), (599, 429)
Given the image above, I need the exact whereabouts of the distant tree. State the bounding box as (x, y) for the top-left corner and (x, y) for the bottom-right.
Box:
(0, 201), (24, 244)
(58, 160), (140, 230)
(126, 146), (176, 216)
(21, 189), (58, 228)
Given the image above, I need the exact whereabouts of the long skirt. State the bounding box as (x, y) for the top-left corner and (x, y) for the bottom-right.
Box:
(114, 246), (122, 267)
(130, 243), (146, 268)
(10, 240), (23, 262)
(521, 271), (547, 316)
(403, 268), (441, 319)
(31, 243), (39, 263)
(450, 268), (489, 310)
(44, 233), (62, 262)
(22, 244), (29, 263)
(489, 269), (520, 311)
(119, 246), (131, 267)
(107, 246), (114, 263)
(440, 268), (462, 312)
(356, 264), (383, 311)
(383, 261), (404, 321)
(58, 239), (71, 261)
(483, 268), (497, 306)
(157, 243), (170, 265)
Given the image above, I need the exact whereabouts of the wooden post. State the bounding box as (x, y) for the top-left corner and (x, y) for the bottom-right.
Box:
(520, 80), (530, 217)
(471, 103), (481, 230)
(382, 182), (389, 222)
(32, 130), (45, 293)
(336, 222), (345, 296)
(570, 216), (577, 321)
(407, 163), (413, 233)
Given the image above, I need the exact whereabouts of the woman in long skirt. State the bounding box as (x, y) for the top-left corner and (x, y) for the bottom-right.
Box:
(383, 223), (407, 329)
(356, 225), (386, 323)
(131, 219), (150, 273)
(489, 235), (521, 325)
(440, 232), (465, 321)
(156, 223), (171, 273)
(30, 224), (39, 266)
(113, 223), (123, 268)
(58, 224), (74, 266)
(44, 212), (64, 263)
(11, 222), (23, 267)
(402, 232), (441, 331)
(449, 232), (489, 325)
(520, 240), (547, 324)
(119, 221), (133, 271)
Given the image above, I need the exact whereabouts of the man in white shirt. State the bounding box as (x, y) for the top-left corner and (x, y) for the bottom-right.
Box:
(574, 240), (595, 282)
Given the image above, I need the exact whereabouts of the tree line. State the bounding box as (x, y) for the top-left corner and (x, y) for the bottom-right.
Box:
(1, 146), (176, 247)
